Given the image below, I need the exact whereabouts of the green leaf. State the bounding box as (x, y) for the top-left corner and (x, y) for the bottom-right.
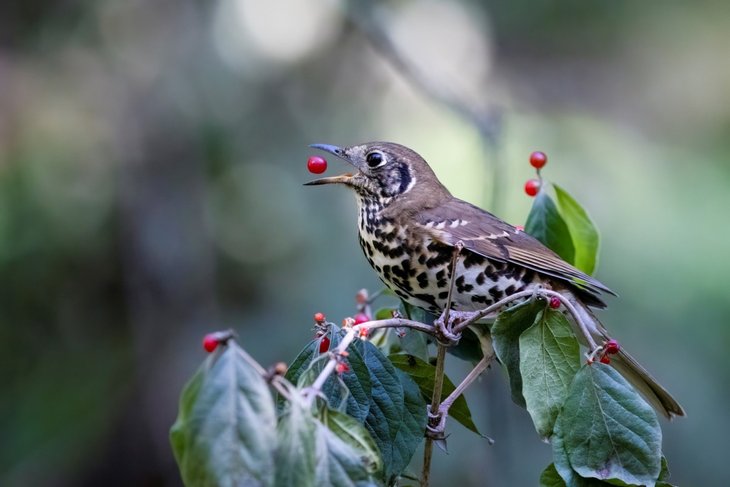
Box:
(396, 328), (431, 363)
(554, 184), (600, 275)
(375, 307), (396, 320)
(275, 397), (318, 487)
(519, 308), (581, 438)
(170, 342), (277, 487)
(448, 326), (485, 363)
(540, 463), (568, 487)
(389, 354), (481, 435)
(491, 298), (544, 406)
(354, 341), (427, 483)
(285, 327), (372, 423)
(525, 191), (575, 264)
(658, 456), (670, 482)
(550, 421), (618, 487)
(321, 408), (383, 478)
(277, 398), (382, 487)
(541, 462), (617, 487)
(324, 330), (373, 422)
(399, 300), (437, 326)
(557, 363), (662, 486)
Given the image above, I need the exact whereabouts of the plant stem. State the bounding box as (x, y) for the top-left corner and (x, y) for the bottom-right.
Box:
(421, 342), (447, 487)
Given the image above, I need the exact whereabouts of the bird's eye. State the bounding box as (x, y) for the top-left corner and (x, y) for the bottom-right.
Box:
(366, 151), (385, 168)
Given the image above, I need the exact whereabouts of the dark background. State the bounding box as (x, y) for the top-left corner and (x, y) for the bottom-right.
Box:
(1, 1), (729, 485)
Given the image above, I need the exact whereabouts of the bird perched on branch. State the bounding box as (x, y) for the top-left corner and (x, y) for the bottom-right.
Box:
(305, 141), (684, 419)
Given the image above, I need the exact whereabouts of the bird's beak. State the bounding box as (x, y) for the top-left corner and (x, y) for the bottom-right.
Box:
(304, 143), (358, 186)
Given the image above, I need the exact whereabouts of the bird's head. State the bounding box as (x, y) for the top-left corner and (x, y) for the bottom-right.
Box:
(304, 142), (449, 206)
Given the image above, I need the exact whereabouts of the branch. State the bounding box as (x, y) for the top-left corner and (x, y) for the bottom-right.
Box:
(343, 2), (506, 212)
(302, 318), (437, 407)
(450, 288), (598, 351)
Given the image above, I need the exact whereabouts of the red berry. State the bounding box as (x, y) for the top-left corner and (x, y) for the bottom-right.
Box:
(353, 313), (370, 325)
(307, 155), (327, 174)
(319, 336), (330, 353)
(549, 296), (561, 309)
(524, 179), (541, 197)
(335, 362), (350, 374)
(314, 312), (326, 323)
(605, 339), (620, 355)
(600, 355), (611, 364)
(202, 334), (219, 353)
(530, 151), (547, 169)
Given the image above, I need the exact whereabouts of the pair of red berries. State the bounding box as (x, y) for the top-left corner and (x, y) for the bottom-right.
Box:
(598, 339), (621, 364)
(524, 151), (547, 197)
(314, 311), (370, 353)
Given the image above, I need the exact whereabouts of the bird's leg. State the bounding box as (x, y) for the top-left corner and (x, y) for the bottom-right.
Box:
(426, 352), (494, 440)
(433, 242), (464, 345)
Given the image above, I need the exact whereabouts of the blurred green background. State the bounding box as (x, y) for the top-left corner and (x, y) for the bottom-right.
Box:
(1, 0), (728, 485)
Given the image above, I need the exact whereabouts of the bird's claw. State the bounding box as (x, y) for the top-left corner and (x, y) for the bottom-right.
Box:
(425, 405), (449, 439)
(434, 310), (474, 346)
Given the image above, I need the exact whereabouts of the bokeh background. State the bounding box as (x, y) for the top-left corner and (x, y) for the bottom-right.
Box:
(2, 1), (729, 485)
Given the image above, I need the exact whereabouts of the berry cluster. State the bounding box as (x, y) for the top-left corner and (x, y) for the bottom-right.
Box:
(312, 312), (331, 353)
(598, 339), (621, 364)
(524, 151), (547, 197)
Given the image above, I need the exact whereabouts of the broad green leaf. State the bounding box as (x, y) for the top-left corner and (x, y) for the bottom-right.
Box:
(315, 422), (381, 486)
(278, 400), (381, 487)
(541, 462), (617, 487)
(276, 398), (318, 487)
(448, 326), (484, 363)
(285, 327), (372, 423)
(375, 307), (396, 320)
(396, 300), (434, 361)
(554, 184), (600, 275)
(321, 408), (383, 478)
(540, 463), (568, 487)
(392, 368), (429, 484)
(324, 330), (372, 422)
(491, 299), (544, 406)
(389, 354), (481, 435)
(558, 363), (662, 486)
(519, 309), (581, 438)
(550, 421), (617, 487)
(399, 300), (437, 326)
(354, 341), (427, 483)
(396, 328), (431, 363)
(525, 191), (575, 264)
(170, 342), (277, 487)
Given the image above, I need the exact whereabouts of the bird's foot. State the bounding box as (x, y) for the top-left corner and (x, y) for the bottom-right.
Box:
(434, 310), (473, 346)
(425, 405), (449, 440)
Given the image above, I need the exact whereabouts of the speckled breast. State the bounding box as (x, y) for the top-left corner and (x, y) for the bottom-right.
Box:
(356, 197), (538, 315)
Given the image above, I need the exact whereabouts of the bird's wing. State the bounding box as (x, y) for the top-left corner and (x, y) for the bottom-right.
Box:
(414, 198), (615, 298)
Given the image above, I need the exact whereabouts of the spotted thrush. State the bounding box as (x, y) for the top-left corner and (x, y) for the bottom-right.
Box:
(305, 141), (684, 419)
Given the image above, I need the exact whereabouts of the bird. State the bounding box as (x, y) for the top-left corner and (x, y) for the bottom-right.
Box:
(305, 141), (685, 419)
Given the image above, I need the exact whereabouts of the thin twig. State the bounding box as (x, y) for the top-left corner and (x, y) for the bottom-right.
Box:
(452, 289), (537, 333)
(440, 353), (492, 417)
(303, 319), (438, 407)
(344, 2), (504, 212)
(450, 288), (598, 351)
(421, 343), (445, 487)
(539, 289), (598, 351)
(422, 243), (463, 486)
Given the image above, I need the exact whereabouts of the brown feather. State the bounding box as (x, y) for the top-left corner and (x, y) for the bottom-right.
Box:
(411, 198), (615, 305)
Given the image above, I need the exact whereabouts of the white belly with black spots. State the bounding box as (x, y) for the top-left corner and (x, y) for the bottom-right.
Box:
(358, 222), (537, 315)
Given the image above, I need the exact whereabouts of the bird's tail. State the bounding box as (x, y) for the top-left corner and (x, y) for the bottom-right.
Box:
(563, 290), (686, 419)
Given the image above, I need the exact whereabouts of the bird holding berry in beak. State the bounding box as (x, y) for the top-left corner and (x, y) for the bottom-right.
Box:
(306, 141), (684, 419)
